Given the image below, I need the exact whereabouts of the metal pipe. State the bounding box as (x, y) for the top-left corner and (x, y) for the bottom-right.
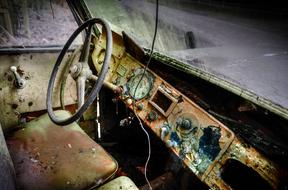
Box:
(76, 77), (86, 108)
(88, 75), (122, 94)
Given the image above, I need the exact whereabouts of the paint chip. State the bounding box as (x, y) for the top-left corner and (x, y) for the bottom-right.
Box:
(30, 158), (38, 163)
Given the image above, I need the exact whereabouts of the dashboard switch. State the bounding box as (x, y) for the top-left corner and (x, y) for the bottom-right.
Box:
(136, 103), (144, 111)
(160, 126), (169, 140)
(166, 140), (178, 148)
(180, 118), (192, 130)
(147, 110), (158, 121)
(10, 66), (26, 89)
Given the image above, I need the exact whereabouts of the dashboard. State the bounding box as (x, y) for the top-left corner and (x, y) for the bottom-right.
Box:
(92, 35), (235, 180)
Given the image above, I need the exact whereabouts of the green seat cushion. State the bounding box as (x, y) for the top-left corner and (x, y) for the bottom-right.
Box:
(7, 110), (117, 190)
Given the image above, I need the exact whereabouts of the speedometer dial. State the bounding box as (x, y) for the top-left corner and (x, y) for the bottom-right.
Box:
(127, 69), (154, 100)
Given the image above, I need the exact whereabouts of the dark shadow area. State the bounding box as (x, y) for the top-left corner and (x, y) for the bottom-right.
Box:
(101, 114), (170, 186)
(221, 159), (273, 190)
(99, 89), (171, 186)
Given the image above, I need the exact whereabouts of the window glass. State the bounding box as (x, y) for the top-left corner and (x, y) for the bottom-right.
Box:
(0, 0), (78, 46)
(84, 0), (288, 109)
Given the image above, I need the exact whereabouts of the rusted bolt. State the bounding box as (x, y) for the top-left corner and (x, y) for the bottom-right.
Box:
(7, 75), (13, 81)
(11, 104), (18, 109)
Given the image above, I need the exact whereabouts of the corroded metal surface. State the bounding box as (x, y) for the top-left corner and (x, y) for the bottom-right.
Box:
(206, 137), (288, 190)
(7, 110), (117, 190)
(91, 32), (287, 189)
(92, 31), (126, 83)
(0, 53), (77, 129)
(93, 43), (234, 179)
(111, 53), (234, 181)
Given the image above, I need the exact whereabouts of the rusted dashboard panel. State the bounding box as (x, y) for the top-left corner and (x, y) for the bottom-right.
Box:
(91, 32), (287, 189)
(94, 47), (234, 180)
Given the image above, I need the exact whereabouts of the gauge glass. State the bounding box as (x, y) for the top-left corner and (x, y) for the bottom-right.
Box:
(128, 73), (152, 100)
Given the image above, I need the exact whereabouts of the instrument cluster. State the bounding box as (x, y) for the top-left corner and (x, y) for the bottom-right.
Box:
(107, 52), (234, 179)
(92, 45), (234, 180)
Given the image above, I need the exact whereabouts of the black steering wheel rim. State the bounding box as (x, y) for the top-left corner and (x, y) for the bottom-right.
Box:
(47, 18), (112, 126)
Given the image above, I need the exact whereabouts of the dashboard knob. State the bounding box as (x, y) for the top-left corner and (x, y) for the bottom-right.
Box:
(126, 98), (133, 105)
(136, 103), (144, 111)
(176, 117), (198, 136)
(10, 66), (26, 89)
(147, 110), (158, 121)
(180, 119), (192, 130)
(160, 126), (169, 140)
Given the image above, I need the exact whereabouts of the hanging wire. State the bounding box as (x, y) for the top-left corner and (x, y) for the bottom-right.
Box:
(132, 0), (159, 189)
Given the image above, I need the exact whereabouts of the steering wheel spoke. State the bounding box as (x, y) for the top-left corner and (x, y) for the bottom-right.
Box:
(76, 76), (86, 109)
(47, 18), (112, 126)
(79, 23), (92, 63)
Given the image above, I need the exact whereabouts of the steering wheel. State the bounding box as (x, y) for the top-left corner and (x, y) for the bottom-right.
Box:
(47, 18), (112, 126)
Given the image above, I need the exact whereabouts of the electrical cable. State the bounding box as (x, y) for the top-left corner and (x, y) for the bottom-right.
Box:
(132, 0), (159, 189)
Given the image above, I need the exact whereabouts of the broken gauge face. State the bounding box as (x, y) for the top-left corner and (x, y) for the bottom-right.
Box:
(127, 68), (154, 101)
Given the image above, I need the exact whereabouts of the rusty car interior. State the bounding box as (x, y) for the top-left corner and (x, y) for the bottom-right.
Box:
(0, 0), (288, 190)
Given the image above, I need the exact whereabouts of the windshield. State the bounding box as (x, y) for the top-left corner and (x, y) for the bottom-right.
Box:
(0, 0), (78, 47)
(85, 0), (288, 109)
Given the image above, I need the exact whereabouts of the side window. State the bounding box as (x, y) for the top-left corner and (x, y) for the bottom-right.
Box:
(0, 0), (78, 47)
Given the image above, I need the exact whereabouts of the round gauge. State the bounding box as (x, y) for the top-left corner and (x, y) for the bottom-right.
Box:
(173, 113), (200, 140)
(127, 69), (154, 100)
